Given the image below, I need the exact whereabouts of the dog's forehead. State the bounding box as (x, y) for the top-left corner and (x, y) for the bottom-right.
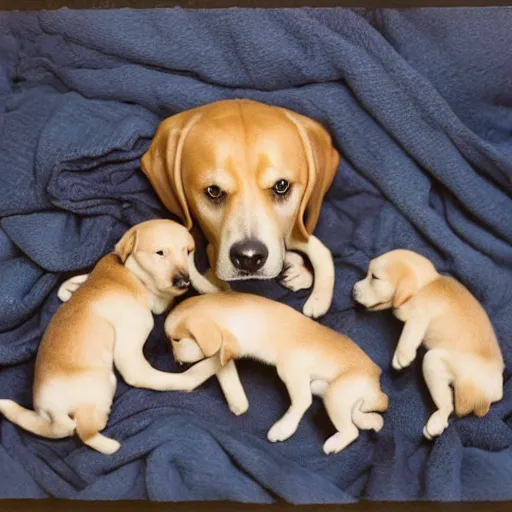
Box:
(184, 113), (304, 167)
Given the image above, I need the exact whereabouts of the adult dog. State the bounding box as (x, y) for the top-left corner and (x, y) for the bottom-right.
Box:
(60, 100), (340, 318)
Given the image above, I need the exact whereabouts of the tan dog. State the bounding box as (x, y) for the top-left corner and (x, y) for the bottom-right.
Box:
(352, 249), (504, 440)
(60, 99), (340, 319)
(0, 220), (223, 454)
(165, 293), (388, 454)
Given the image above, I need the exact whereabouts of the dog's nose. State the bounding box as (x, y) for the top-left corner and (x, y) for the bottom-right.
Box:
(230, 240), (269, 273)
(172, 273), (190, 290)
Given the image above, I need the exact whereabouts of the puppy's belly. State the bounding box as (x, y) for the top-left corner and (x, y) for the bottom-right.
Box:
(35, 371), (117, 416)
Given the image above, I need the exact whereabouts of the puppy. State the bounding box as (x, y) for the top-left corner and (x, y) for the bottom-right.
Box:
(60, 99), (340, 319)
(0, 220), (223, 454)
(353, 249), (504, 440)
(165, 292), (388, 454)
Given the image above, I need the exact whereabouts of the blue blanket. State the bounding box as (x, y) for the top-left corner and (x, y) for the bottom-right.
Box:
(0, 7), (511, 503)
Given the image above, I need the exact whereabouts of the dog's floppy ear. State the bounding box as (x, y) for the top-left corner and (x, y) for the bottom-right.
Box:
(283, 110), (340, 242)
(141, 110), (203, 230)
(187, 317), (238, 366)
(393, 273), (418, 309)
(114, 229), (138, 264)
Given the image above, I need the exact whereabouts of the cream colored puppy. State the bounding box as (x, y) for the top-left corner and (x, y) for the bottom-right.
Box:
(0, 220), (223, 454)
(165, 293), (388, 455)
(352, 249), (504, 440)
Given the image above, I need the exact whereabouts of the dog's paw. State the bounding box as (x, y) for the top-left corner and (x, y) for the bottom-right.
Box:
(423, 411), (449, 440)
(267, 417), (298, 443)
(279, 253), (313, 292)
(303, 292), (331, 319)
(228, 396), (249, 416)
(392, 347), (417, 371)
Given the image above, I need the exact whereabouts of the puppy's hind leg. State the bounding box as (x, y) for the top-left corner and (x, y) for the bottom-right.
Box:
(322, 373), (386, 454)
(74, 405), (120, 454)
(422, 349), (454, 440)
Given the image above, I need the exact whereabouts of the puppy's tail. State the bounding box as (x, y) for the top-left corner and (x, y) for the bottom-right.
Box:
(0, 399), (74, 439)
(74, 405), (120, 455)
(454, 377), (501, 418)
(351, 379), (389, 432)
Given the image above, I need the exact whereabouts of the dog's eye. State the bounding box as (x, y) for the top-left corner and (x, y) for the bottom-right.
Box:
(272, 179), (290, 196)
(204, 185), (226, 202)
(172, 338), (181, 343)
(156, 250), (165, 256)
(371, 273), (380, 280)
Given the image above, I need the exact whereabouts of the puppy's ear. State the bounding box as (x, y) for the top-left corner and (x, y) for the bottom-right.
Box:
(187, 317), (239, 366)
(393, 273), (418, 308)
(187, 317), (223, 358)
(141, 110), (203, 230)
(282, 110), (340, 242)
(114, 229), (138, 264)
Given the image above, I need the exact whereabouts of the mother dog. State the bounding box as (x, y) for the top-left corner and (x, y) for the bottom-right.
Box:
(61, 100), (340, 318)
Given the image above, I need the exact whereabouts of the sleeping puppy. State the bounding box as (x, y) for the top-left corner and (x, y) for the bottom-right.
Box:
(165, 292), (388, 454)
(352, 249), (504, 440)
(60, 99), (340, 319)
(0, 220), (223, 454)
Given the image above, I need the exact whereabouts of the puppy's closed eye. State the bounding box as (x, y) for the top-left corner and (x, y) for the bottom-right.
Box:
(371, 273), (381, 280)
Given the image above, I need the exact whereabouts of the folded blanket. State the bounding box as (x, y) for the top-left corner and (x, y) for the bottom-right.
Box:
(0, 6), (511, 502)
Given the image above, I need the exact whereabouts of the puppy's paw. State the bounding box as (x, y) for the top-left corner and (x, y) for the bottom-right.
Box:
(267, 417), (298, 443)
(392, 347), (417, 371)
(57, 274), (89, 302)
(279, 253), (313, 292)
(228, 396), (249, 416)
(303, 292), (331, 319)
(323, 427), (359, 455)
(423, 410), (449, 440)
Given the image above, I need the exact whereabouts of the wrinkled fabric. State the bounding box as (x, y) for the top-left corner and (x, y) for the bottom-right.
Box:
(0, 7), (511, 502)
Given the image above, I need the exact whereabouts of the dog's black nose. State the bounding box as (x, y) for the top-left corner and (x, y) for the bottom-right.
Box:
(172, 273), (190, 289)
(230, 240), (269, 273)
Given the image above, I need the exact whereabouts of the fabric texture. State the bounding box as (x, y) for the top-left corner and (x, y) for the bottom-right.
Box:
(0, 6), (511, 502)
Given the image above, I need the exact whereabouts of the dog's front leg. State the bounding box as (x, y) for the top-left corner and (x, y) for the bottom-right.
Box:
(392, 319), (429, 371)
(279, 252), (313, 292)
(287, 235), (334, 319)
(216, 360), (249, 416)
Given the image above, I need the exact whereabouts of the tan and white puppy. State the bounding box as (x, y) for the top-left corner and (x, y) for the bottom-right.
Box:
(0, 220), (223, 454)
(165, 292), (388, 455)
(60, 99), (340, 318)
(353, 249), (504, 440)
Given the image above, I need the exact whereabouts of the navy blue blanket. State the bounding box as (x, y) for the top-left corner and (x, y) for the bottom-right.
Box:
(0, 7), (511, 502)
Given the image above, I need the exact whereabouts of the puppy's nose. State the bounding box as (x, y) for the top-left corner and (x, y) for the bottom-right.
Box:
(172, 273), (190, 290)
(230, 240), (269, 273)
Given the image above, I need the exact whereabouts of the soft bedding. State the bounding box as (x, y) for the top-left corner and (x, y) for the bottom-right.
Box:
(0, 6), (511, 502)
